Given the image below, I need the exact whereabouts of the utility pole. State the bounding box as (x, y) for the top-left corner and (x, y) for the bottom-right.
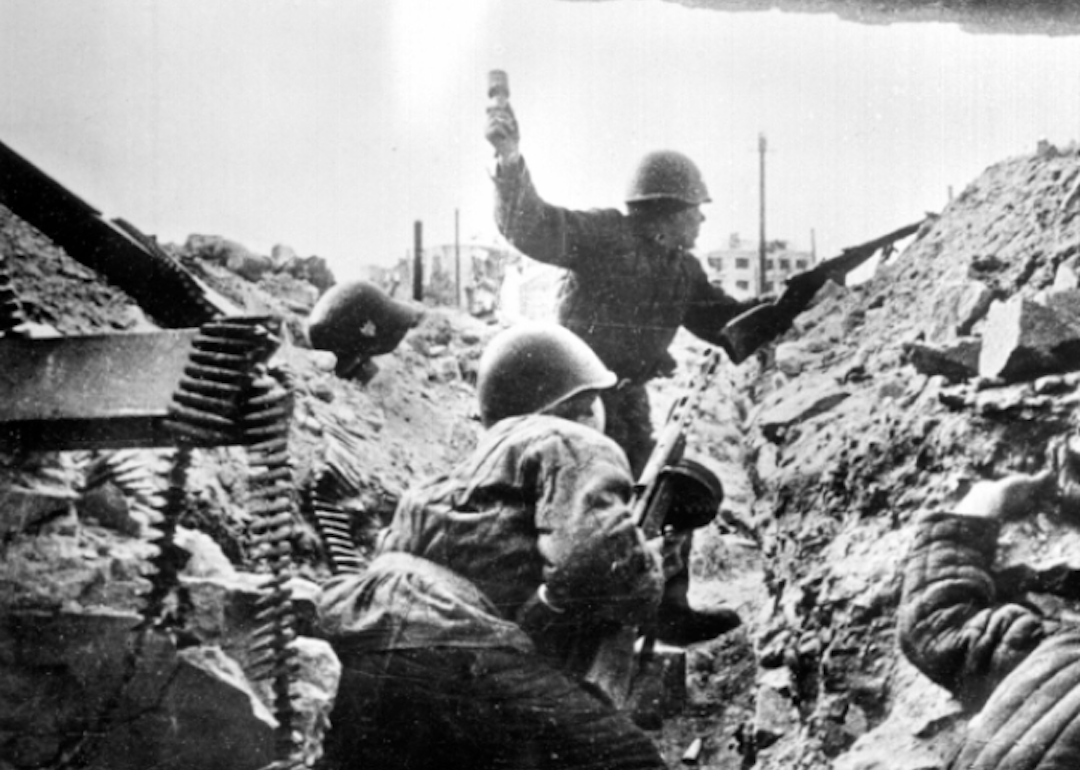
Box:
(455, 209), (461, 308)
(758, 133), (768, 296)
(413, 220), (423, 302)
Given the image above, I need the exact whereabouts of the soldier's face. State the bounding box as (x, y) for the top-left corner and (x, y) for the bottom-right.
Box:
(546, 391), (606, 433)
(667, 205), (704, 250)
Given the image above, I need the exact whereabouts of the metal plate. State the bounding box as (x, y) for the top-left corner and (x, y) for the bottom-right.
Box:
(0, 330), (200, 450)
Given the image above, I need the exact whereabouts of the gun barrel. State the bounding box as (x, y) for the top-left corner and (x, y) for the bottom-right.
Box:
(0, 138), (235, 327)
(815, 217), (927, 281)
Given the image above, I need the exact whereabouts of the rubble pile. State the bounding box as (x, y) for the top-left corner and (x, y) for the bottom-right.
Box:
(3, 140), (1080, 770)
(743, 142), (1080, 770)
(0, 205), (489, 770)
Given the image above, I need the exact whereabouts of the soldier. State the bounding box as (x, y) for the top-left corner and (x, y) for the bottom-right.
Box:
(899, 464), (1080, 769)
(317, 323), (677, 770)
(486, 101), (755, 645)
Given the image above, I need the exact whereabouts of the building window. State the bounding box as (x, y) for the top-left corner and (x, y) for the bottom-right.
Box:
(735, 258), (750, 269)
(765, 259), (774, 270)
(780, 259), (790, 270)
(764, 281), (774, 292)
(708, 257), (723, 270)
(736, 280), (749, 291)
(796, 260), (807, 270)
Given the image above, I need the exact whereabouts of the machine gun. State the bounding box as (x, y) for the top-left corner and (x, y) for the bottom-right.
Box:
(719, 217), (932, 364)
(0, 138), (237, 328)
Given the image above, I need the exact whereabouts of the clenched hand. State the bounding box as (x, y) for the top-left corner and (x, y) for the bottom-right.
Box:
(485, 104), (520, 164)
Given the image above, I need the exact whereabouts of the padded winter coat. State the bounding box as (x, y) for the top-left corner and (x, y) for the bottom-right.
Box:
(899, 512), (1080, 770)
(318, 414), (663, 665)
(493, 157), (759, 384)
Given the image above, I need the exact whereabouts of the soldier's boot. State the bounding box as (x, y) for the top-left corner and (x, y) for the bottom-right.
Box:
(654, 573), (741, 647)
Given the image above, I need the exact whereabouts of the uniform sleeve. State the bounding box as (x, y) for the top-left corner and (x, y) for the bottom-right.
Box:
(523, 426), (663, 626)
(898, 512), (1048, 708)
(681, 257), (766, 350)
(492, 156), (625, 272)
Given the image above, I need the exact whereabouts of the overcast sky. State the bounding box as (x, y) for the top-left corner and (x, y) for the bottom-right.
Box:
(3, 0), (1080, 283)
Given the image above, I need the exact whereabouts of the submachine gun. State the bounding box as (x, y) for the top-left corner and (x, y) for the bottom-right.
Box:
(632, 347), (727, 541)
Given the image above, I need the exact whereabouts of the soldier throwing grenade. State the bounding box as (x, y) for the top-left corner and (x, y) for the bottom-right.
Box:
(486, 72), (761, 646)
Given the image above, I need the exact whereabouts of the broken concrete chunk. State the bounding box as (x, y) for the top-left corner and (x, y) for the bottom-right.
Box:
(176, 526), (238, 580)
(1052, 254), (1080, 292)
(91, 645), (277, 770)
(754, 667), (799, 748)
(978, 296), (1080, 381)
(903, 338), (981, 382)
(955, 282), (995, 336)
(775, 341), (817, 376)
(1033, 373), (1080, 394)
(929, 281), (993, 339)
(0, 485), (76, 543)
(1043, 288), (1080, 333)
(270, 243), (298, 272)
(225, 250), (274, 283)
(278, 637), (342, 767)
(969, 253), (1007, 275)
(754, 378), (850, 441)
(428, 355), (462, 383)
(185, 235), (273, 283)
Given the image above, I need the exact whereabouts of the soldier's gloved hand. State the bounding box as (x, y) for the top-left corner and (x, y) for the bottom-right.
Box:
(485, 103), (521, 165)
(954, 470), (1056, 521)
(646, 531), (691, 583)
(542, 516), (658, 618)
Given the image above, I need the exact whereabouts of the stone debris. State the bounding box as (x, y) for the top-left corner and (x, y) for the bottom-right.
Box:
(6, 145), (1080, 770)
(753, 667), (799, 748)
(903, 338), (981, 382)
(978, 295), (1080, 381)
(754, 377), (851, 442)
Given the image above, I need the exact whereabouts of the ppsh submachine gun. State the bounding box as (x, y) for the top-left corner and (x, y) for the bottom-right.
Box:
(0, 139), (359, 769)
(633, 348), (727, 541)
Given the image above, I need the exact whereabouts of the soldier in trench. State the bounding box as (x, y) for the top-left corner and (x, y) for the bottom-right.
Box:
(485, 100), (760, 646)
(898, 455), (1080, 769)
(318, 322), (703, 770)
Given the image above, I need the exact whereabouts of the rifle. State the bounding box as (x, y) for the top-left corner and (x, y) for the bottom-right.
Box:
(719, 217), (931, 364)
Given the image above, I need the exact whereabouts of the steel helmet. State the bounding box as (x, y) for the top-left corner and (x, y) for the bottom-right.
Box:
(477, 322), (617, 427)
(625, 150), (711, 206)
(306, 280), (423, 375)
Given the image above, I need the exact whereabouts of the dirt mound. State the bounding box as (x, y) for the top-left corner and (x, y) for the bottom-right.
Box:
(742, 143), (1080, 769)
(4, 139), (1080, 769)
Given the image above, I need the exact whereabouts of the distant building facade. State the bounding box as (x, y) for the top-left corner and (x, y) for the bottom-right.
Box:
(369, 242), (515, 316)
(703, 234), (815, 299)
